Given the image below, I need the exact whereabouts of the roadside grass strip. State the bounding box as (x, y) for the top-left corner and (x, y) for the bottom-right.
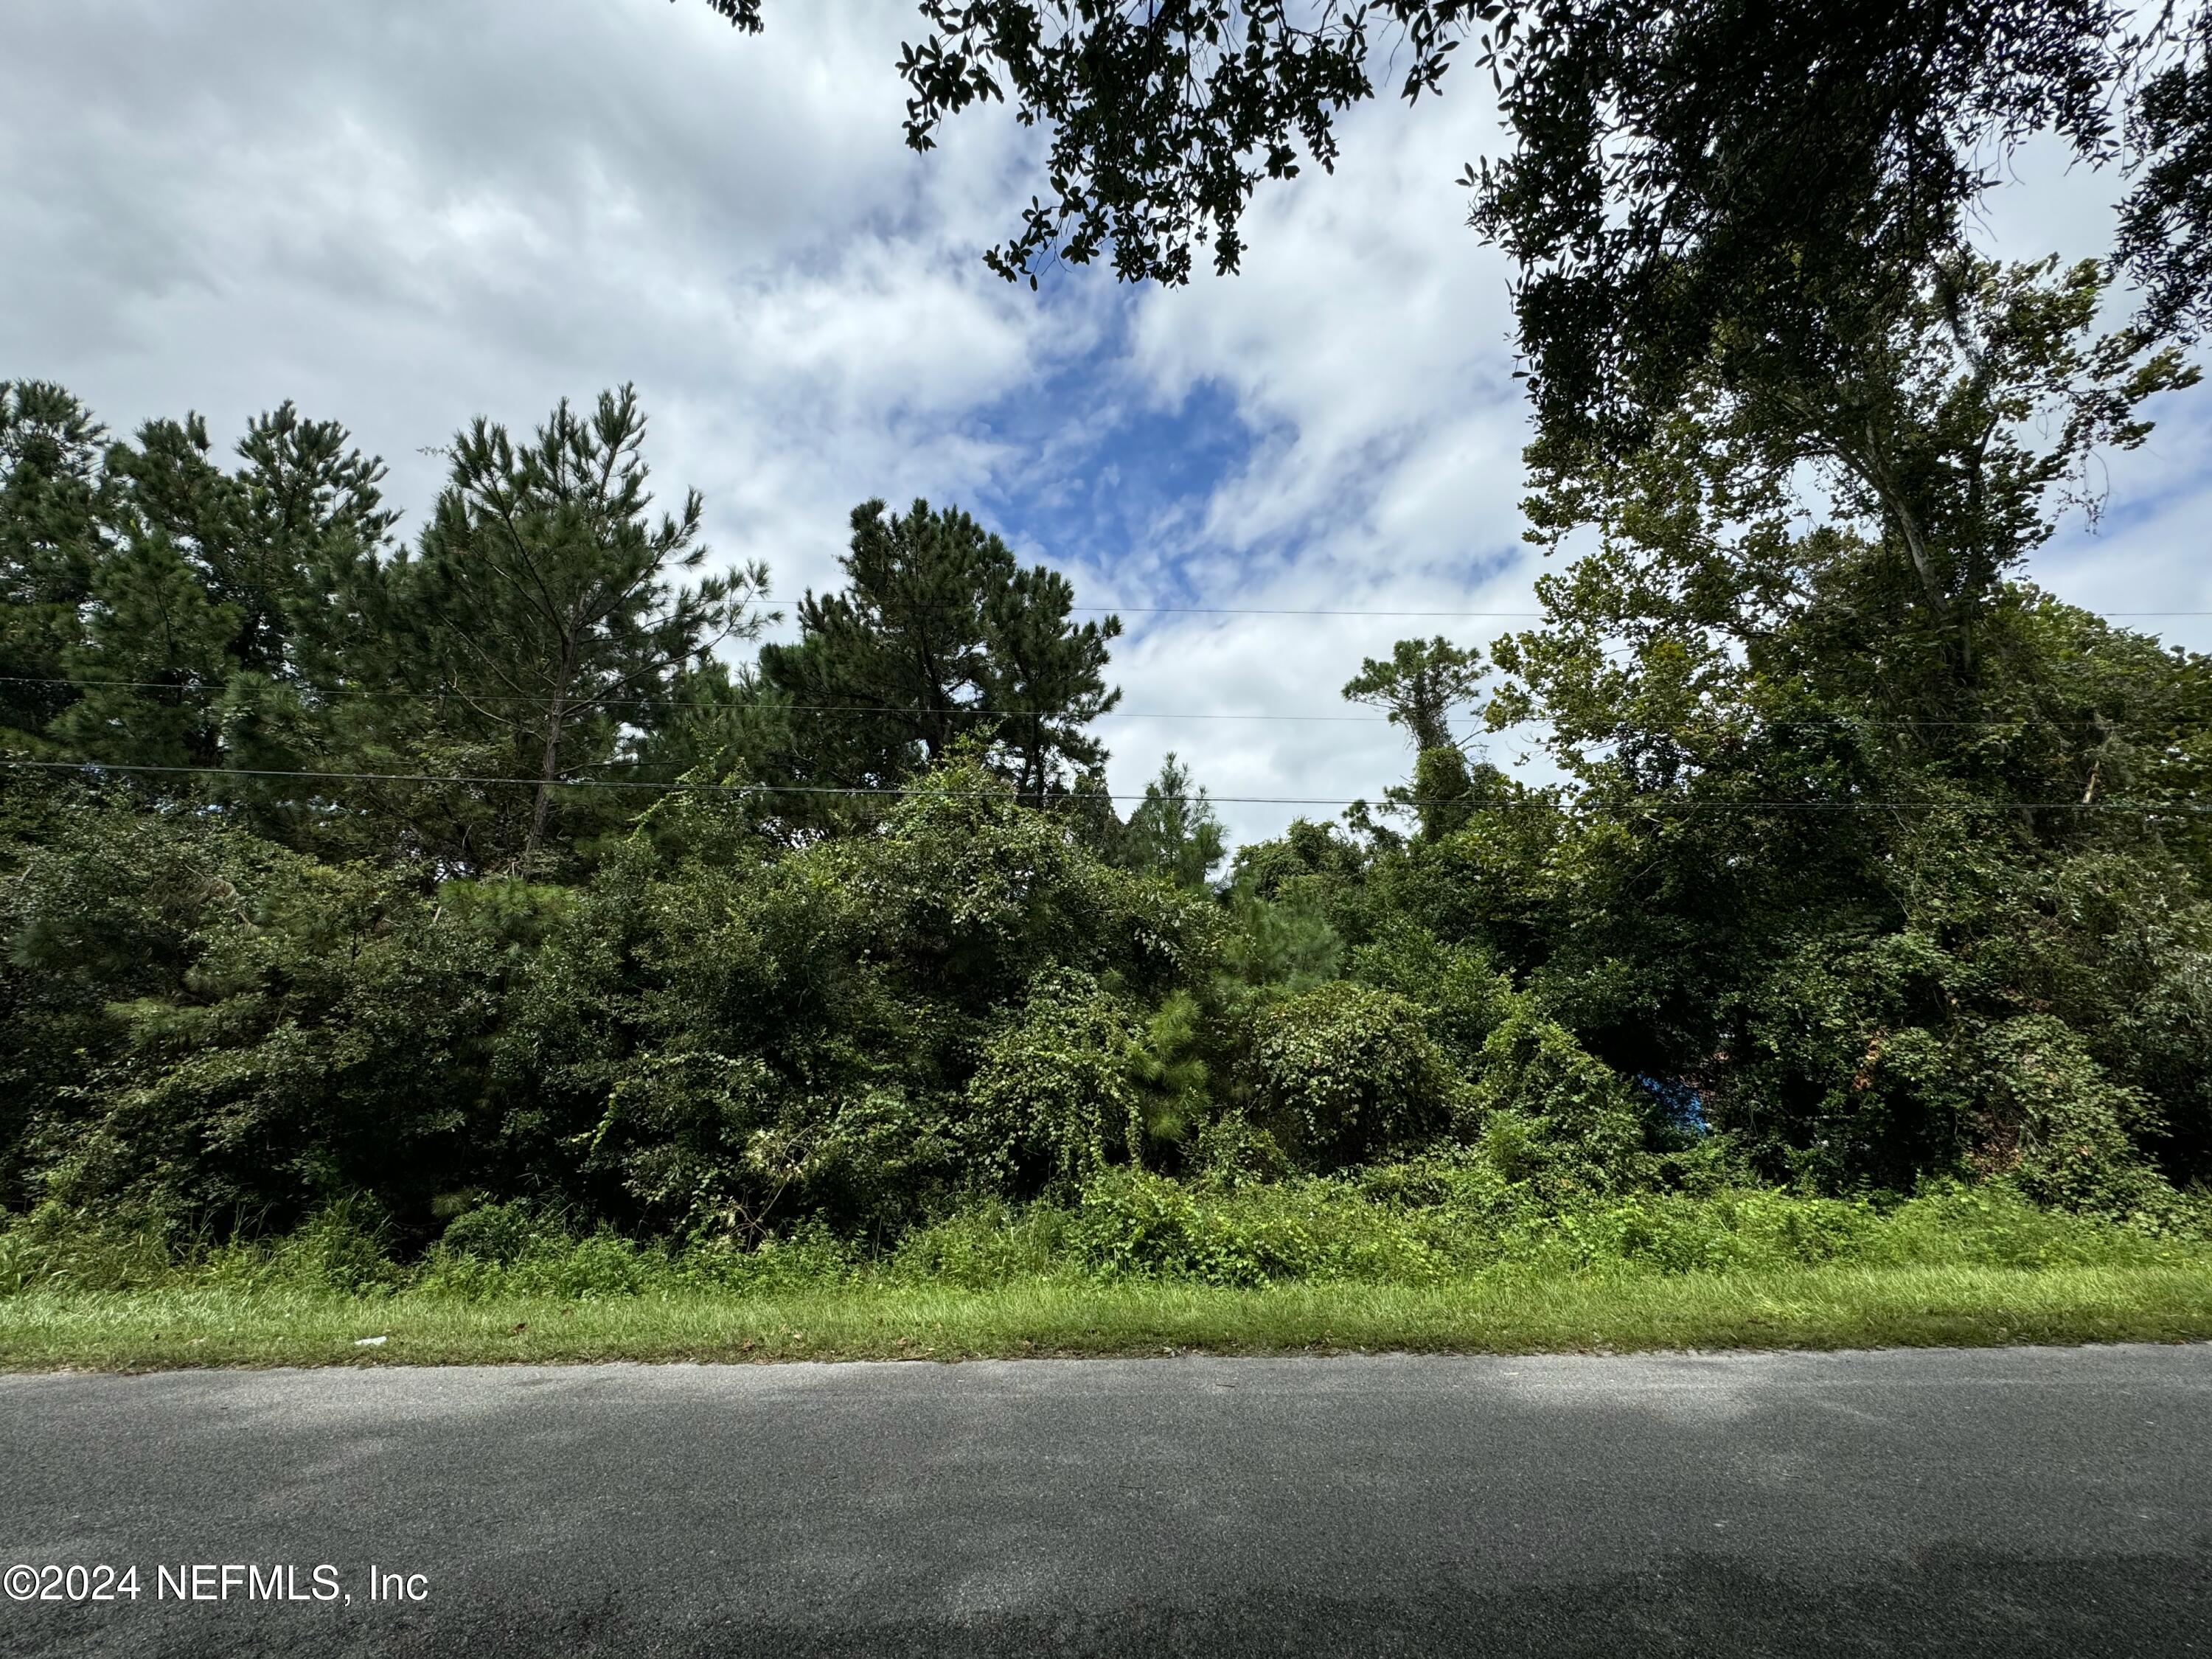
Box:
(3, 1263), (2210, 1370)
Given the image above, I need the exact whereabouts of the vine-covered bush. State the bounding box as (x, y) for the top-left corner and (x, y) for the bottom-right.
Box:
(966, 972), (1149, 1191)
(1979, 1015), (2174, 1220)
(1467, 1004), (1650, 1197)
(1251, 981), (1458, 1167)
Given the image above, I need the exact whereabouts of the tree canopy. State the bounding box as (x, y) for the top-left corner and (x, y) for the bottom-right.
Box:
(703, 1), (2212, 470)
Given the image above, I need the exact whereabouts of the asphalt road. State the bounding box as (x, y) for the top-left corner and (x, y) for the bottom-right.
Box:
(2, 1345), (2208, 1658)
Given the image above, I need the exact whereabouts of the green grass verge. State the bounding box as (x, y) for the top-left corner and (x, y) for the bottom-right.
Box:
(4, 1263), (2211, 1370)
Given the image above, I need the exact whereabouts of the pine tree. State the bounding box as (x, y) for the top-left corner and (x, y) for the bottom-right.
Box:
(54, 525), (237, 772)
(389, 386), (768, 872)
(227, 401), (398, 678)
(760, 497), (1008, 793)
(0, 382), (107, 747)
(1117, 752), (1226, 888)
(201, 405), (398, 846)
(759, 497), (1119, 811)
(981, 562), (1119, 804)
(1341, 637), (1486, 755)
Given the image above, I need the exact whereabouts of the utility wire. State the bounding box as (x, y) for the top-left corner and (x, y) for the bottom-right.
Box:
(0, 757), (1351, 804)
(726, 600), (1550, 617)
(717, 600), (2212, 619)
(0, 675), (1389, 724)
(1, 677), (2199, 730)
(1, 759), (2203, 813)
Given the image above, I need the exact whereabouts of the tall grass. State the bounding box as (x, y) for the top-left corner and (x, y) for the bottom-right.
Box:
(5, 1169), (2206, 1305)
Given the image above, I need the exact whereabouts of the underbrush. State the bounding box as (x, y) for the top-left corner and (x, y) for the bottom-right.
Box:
(1005, 1167), (2212, 1287)
(5, 1166), (2206, 1305)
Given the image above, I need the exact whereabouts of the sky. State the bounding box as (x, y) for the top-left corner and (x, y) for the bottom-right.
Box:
(3, 1), (2208, 845)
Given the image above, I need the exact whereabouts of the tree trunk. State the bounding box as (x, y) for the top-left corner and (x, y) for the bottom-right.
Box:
(524, 647), (577, 868)
(524, 703), (564, 867)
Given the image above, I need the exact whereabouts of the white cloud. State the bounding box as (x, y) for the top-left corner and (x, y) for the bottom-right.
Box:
(1097, 95), (2212, 842)
(0, 0), (1055, 608)
(3, 2), (2204, 849)
(1094, 84), (1549, 840)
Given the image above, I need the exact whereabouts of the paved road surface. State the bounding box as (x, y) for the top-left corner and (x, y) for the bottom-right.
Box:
(2, 1344), (2208, 1656)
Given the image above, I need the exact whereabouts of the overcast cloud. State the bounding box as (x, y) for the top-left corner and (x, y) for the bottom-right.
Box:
(4, 1), (2206, 844)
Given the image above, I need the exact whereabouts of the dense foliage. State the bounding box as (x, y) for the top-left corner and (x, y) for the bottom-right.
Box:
(4, 273), (2208, 1270)
(7, 6), (2211, 1259)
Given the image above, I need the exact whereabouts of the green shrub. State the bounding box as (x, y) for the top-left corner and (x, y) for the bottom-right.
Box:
(585, 1051), (784, 1231)
(1067, 1169), (1457, 1286)
(433, 1200), (567, 1265)
(763, 1087), (968, 1241)
(2, 811), (518, 1231)
(1251, 981), (1456, 1166)
(1188, 1112), (1295, 1189)
(1486, 1192), (1887, 1277)
(1070, 1169), (1318, 1286)
(503, 1231), (655, 1299)
(966, 973), (1148, 1189)
(1979, 1016), (2176, 1220)
(416, 1211), (858, 1301)
(891, 1202), (1074, 1289)
(1352, 1149), (1526, 1219)
(262, 1197), (407, 1295)
(675, 1225), (856, 1293)
(1866, 1180), (2207, 1267)
(1470, 1006), (1649, 1196)
(1348, 925), (1514, 1074)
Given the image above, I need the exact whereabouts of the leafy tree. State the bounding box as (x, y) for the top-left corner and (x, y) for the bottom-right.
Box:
(1461, 1), (2185, 467)
(222, 403), (398, 674)
(1498, 257), (2199, 787)
(703, 4), (2212, 484)
(11, 328), (2212, 1253)
(153, 406), (397, 844)
(1425, 253), (2212, 1196)
(616, 658), (794, 816)
(1523, 254), (2197, 700)
(1406, 745), (1478, 844)
(2121, 10), (2212, 342)
(771, 7), (2203, 414)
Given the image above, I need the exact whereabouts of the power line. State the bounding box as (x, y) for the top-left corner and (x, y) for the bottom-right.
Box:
(0, 757), (1338, 804)
(3, 677), (2200, 729)
(723, 599), (2212, 619)
(1067, 605), (1548, 617)
(2, 759), (2203, 813)
(721, 606), (1540, 619)
(0, 675), (1391, 724)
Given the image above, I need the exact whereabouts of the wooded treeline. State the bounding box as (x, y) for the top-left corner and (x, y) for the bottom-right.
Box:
(3, 0), (2211, 1253)
(2, 251), (2208, 1253)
